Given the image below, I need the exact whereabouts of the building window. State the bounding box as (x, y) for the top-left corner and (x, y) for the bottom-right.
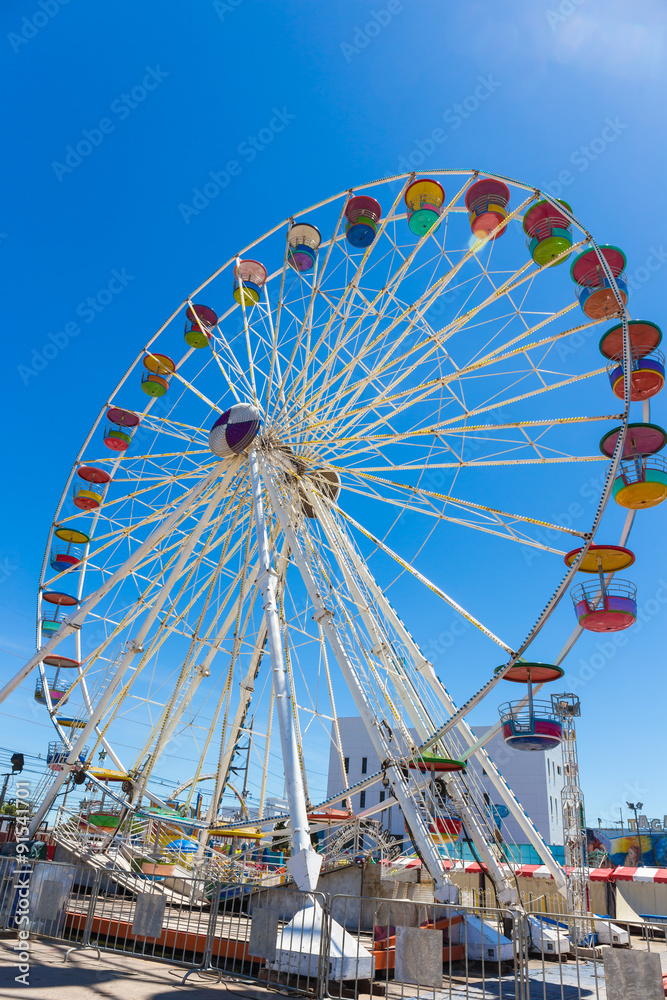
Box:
(344, 757), (349, 774)
(483, 792), (490, 807)
(557, 766), (561, 775)
(482, 768), (487, 776)
(361, 757), (367, 774)
(550, 796), (553, 815)
(379, 790), (385, 803)
(359, 791), (366, 809)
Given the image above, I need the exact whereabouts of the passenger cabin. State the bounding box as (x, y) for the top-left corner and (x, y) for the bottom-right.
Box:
(495, 662), (564, 751)
(50, 526), (89, 573)
(599, 320), (664, 403)
(103, 407), (139, 451)
(601, 422), (667, 510)
(141, 353), (175, 397)
(345, 196), (382, 248)
(185, 303), (217, 348)
(404, 178), (445, 235)
(522, 199), (573, 266)
(565, 545), (637, 632)
(287, 223), (321, 272)
(233, 260), (267, 305)
(570, 245), (628, 319)
(73, 466), (111, 511)
(465, 178), (510, 239)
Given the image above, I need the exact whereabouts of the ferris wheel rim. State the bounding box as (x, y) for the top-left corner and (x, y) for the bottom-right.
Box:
(28, 169), (639, 871)
(37, 170), (630, 680)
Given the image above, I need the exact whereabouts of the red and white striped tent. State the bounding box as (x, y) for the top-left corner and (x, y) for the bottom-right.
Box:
(440, 859), (667, 883)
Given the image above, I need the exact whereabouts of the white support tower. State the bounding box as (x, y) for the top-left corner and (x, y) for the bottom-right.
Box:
(249, 448), (322, 892)
(552, 693), (589, 915)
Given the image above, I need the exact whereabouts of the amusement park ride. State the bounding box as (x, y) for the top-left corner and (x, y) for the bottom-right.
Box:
(1, 171), (664, 921)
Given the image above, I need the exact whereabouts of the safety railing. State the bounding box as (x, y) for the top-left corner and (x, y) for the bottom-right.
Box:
(0, 857), (326, 991)
(0, 856), (20, 930)
(52, 806), (127, 862)
(527, 910), (667, 999)
(0, 856), (211, 971)
(202, 883), (328, 993)
(456, 883), (571, 916)
(3, 856), (667, 998)
(51, 805), (291, 890)
(326, 892), (525, 1000)
(71, 867), (212, 967)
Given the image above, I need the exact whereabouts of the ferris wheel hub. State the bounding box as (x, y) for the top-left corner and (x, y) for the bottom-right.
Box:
(209, 403), (261, 457)
(265, 440), (342, 518)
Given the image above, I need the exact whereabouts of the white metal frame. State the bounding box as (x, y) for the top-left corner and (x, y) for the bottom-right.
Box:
(5, 171), (642, 902)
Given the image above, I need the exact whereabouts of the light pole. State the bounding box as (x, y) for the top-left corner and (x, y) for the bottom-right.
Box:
(626, 802), (644, 866)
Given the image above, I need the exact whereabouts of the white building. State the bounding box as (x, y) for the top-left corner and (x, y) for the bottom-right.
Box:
(468, 725), (565, 847)
(326, 717), (565, 847)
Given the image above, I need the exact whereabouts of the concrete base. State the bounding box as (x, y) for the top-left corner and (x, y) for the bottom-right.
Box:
(451, 914), (514, 962)
(269, 899), (373, 981)
(527, 915), (571, 956)
(594, 917), (630, 946)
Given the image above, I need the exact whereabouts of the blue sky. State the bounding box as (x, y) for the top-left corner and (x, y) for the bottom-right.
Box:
(1, 0), (666, 827)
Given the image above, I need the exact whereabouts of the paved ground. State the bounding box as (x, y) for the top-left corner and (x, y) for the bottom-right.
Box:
(2, 932), (666, 999)
(0, 933), (602, 1000)
(0, 936), (273, 999)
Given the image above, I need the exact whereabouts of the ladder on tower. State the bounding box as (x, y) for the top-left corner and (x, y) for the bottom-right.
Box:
(552, 692), (589, 915)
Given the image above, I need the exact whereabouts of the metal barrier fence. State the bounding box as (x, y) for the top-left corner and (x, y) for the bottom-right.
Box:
(0, 857), (326, 991)
(456, 884), (571, 916)
(327, 892), (526, 999)
(0, 856), (19, 931)
(204, 884), (328, 993)
(2, 856), (667, 998)
(526, 910), (667, 1000)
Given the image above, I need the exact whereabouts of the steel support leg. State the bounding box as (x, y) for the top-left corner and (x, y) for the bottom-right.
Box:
(258, 456), (456, 902)
(249, 449), (321, 891)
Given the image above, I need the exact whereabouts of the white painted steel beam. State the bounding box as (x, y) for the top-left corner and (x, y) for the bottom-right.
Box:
(259, 456), (458, 902)
(323, 500), (568, 891)
(27, 464), (239, 836)
(248, 449), (321, 891)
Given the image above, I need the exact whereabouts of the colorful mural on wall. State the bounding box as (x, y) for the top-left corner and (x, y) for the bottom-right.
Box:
(587, 828), (667, 867)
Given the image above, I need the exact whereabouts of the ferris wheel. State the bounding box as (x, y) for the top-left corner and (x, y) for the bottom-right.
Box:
(4, 170), (664, 902)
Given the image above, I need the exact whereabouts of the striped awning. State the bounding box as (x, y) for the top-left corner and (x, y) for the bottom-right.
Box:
(449, 861), (618, 882)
